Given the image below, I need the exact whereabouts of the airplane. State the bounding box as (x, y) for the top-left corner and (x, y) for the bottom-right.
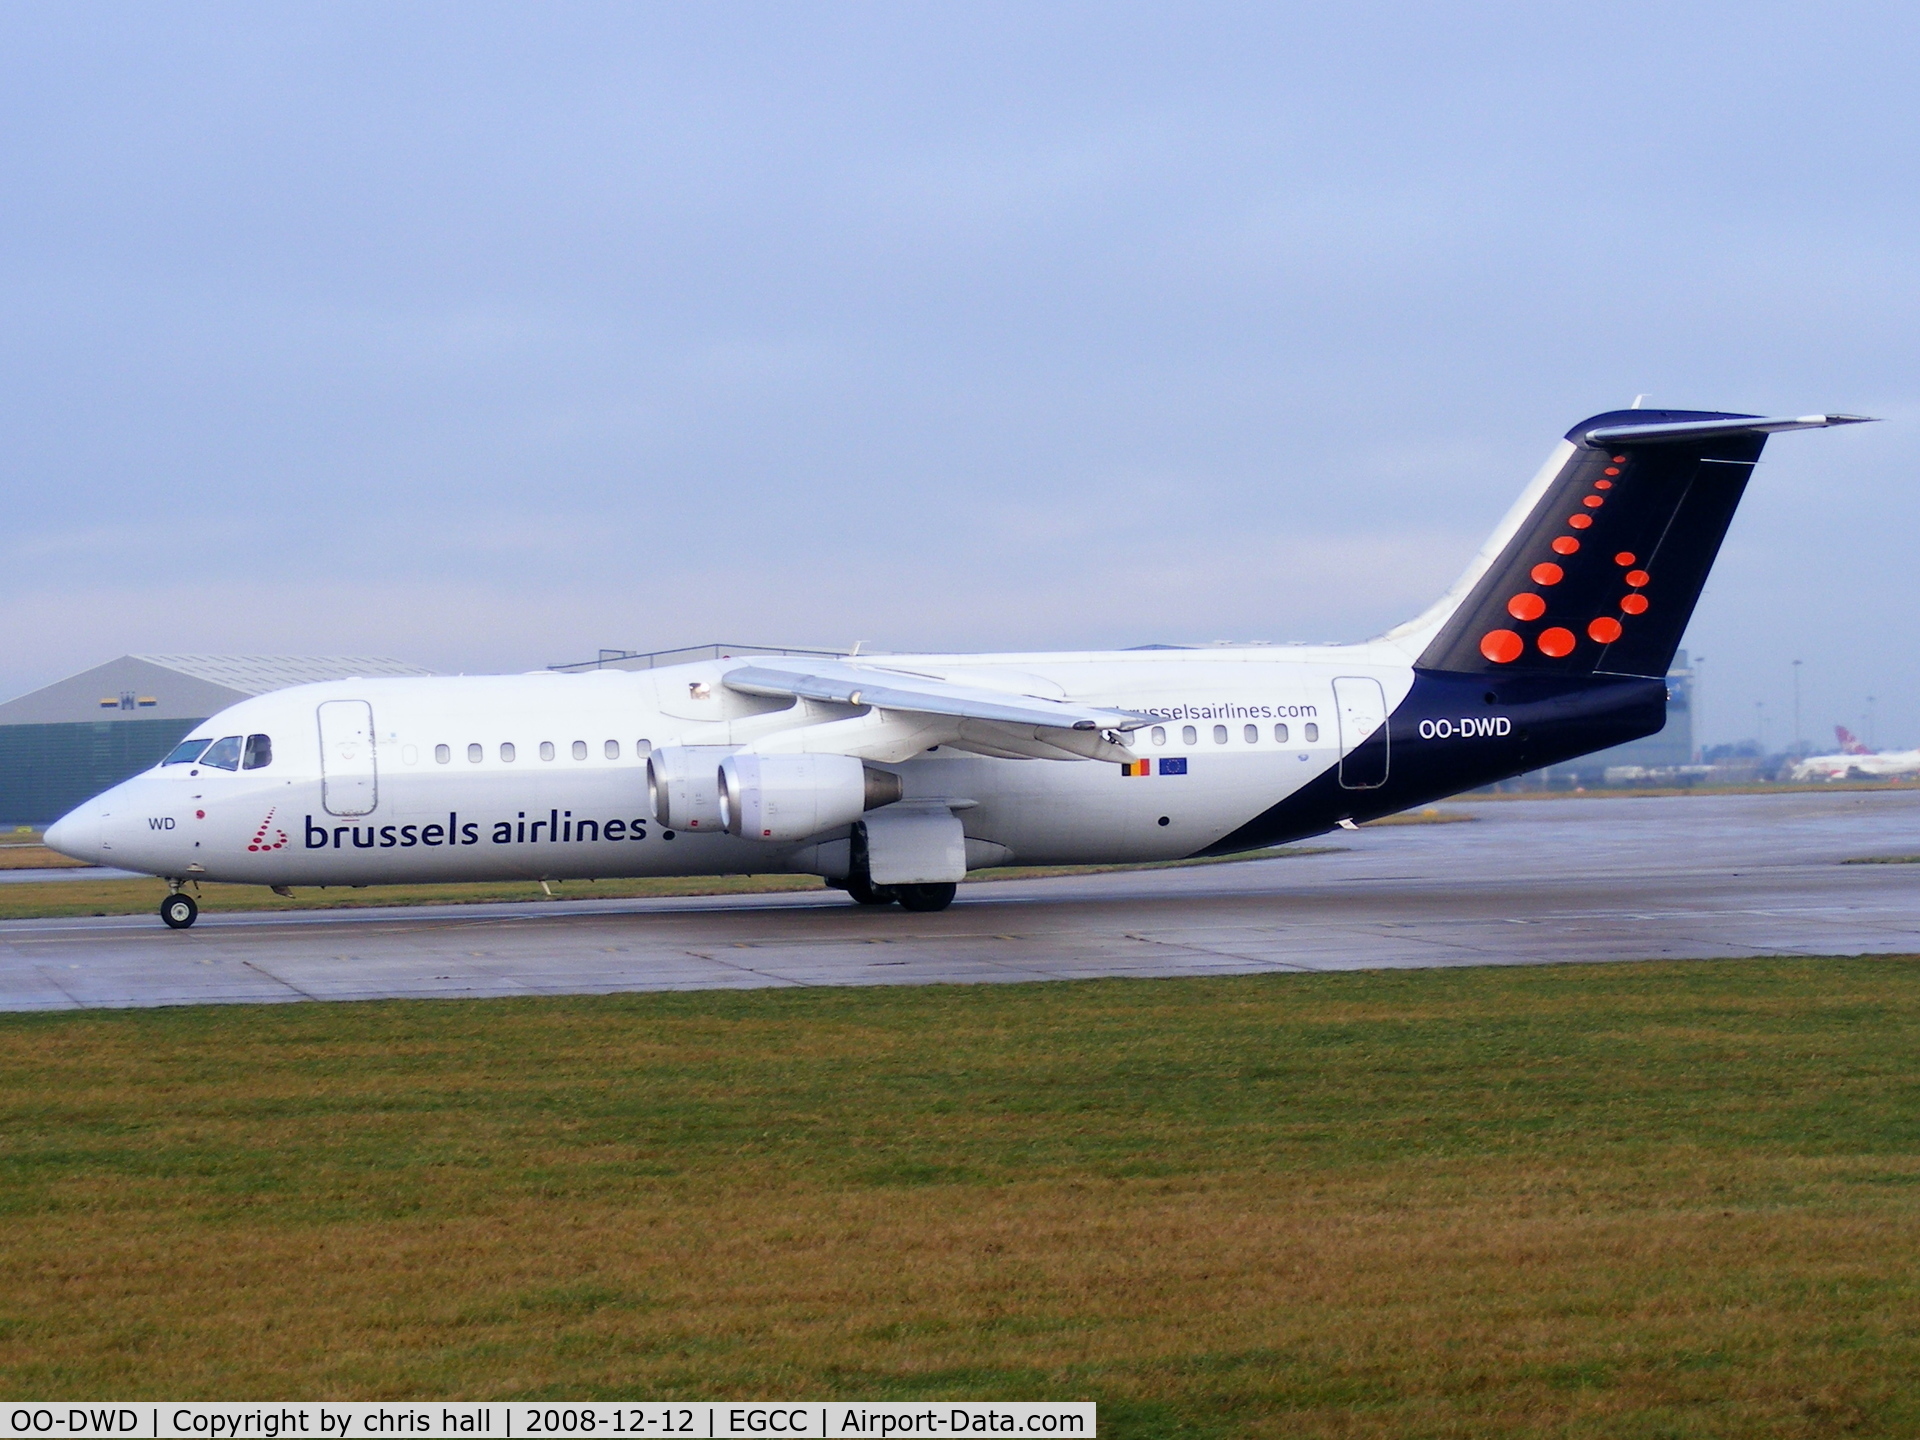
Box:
(45, 407), (1872, 929)
(1791, 725), (1920, 781)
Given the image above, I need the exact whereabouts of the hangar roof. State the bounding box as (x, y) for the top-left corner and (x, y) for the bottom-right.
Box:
(128, 654), (432, 693)
(0, 654), (434, 727)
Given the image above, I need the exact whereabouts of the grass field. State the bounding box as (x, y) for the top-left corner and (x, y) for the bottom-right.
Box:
(0, 841), (1365, 921)
(2, 957), (1917, 1435)
(1469, 780), (1920, 800)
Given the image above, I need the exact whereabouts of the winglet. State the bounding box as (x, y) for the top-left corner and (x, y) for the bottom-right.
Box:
(1584, 413), (1878, 446)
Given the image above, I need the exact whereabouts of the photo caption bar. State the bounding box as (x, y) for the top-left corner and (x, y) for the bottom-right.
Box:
(2, 1404), (1094, 1439)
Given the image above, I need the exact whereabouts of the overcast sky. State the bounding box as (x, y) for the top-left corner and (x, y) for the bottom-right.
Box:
(2, 3), (1914, 748)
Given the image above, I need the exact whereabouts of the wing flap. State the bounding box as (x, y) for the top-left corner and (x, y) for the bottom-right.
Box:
(724, 661), (1149, 735)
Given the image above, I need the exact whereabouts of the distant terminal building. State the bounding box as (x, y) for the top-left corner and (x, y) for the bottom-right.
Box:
(1521, 650), (1696, 787)
(0, 655), (431, 826)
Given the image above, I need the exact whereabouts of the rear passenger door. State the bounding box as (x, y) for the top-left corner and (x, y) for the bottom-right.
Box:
(1333, 676), (1390, 790)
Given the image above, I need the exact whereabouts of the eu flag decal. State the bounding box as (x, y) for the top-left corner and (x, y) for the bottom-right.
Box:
(1159, 757), (1188, 775)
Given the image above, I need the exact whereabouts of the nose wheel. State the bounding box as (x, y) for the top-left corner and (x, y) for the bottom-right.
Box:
(160, 893), (199, 929)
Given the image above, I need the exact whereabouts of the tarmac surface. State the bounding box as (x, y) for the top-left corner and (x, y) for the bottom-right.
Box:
(2, 790), (1917, 1012)
(0, 866), (143, 883)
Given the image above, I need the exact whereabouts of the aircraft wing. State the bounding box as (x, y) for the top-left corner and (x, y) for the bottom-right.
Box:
(723, 660), (1153, 734)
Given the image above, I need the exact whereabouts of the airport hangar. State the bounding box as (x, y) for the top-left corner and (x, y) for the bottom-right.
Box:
(0, 642), (1689, 828)
(0, 655), (432, 828)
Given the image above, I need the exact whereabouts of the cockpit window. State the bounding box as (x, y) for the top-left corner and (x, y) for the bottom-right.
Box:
(242, 734), (273, 770)
(199, 735), (244, 771)
(163, 738), (212, 766)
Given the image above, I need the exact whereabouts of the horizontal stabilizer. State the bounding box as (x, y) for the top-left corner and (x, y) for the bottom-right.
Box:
(1585, 414), (1877, 446)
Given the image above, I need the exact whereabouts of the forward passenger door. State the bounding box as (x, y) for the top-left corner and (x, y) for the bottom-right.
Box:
(318, 699), (378, 816)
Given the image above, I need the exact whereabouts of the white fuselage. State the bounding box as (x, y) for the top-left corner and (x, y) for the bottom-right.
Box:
(50, 647), (1415, 886)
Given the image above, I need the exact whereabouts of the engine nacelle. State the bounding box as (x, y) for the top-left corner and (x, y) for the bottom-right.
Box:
(646, 745), (734, 831)
(719, 753), (903, 842)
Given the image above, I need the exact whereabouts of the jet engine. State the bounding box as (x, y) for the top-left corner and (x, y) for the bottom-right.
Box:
(646, 745), (734, 830)
(719, 753), (903, 842)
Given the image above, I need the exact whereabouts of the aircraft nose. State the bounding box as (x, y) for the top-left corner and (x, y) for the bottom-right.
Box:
(42, 808), (99, 860)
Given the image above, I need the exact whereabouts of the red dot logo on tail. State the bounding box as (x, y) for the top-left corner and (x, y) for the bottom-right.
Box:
(1480, 630), (1523, 664)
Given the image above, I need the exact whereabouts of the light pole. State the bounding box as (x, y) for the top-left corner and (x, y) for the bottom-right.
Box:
(1693, 655), (1706, 761)
(1867, 695), (1878, 750)
(1792, 659), (1803, 754)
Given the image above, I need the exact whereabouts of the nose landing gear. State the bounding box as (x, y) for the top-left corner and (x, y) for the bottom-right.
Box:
(160, 886), (199, 929)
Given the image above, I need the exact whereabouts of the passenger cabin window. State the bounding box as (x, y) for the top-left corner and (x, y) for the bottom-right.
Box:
(163, 738), (211, 766)
(539, 741), (555, 761)
(242, 734), (273, 770)
(1150, 726), (1166, 746)
(200, 735), (243, 771)
(1182, 725), (1197, 746)
(604, 739), (620, 759)
(1243, 724), (1258, 744)
(1274, 723), (1289, 744)
(572, 740), (588, 760)
(499, 742), (516, 763)
(435, 744), (450, 764)
(1212, 725), (1228, 744)
(467, 743), (482, 763)
(1304, 722), (1320, 743)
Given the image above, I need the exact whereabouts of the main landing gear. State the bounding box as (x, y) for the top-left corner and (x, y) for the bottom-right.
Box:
(842, 879), (957, 912)
(160, 890), (199, 929)
(840, 823), (958, 912)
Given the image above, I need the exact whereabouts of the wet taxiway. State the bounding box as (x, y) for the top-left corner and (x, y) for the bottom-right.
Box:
(2, 791), (1916, 1011)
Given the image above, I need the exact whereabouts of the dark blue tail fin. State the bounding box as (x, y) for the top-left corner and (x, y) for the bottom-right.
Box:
(1414, 409), (1871, 678)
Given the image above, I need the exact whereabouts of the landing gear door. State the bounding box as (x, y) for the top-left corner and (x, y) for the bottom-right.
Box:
(1333, 676), (1390, 790)
(318, 699), (378, 817)
(862, 806), (967, 885)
